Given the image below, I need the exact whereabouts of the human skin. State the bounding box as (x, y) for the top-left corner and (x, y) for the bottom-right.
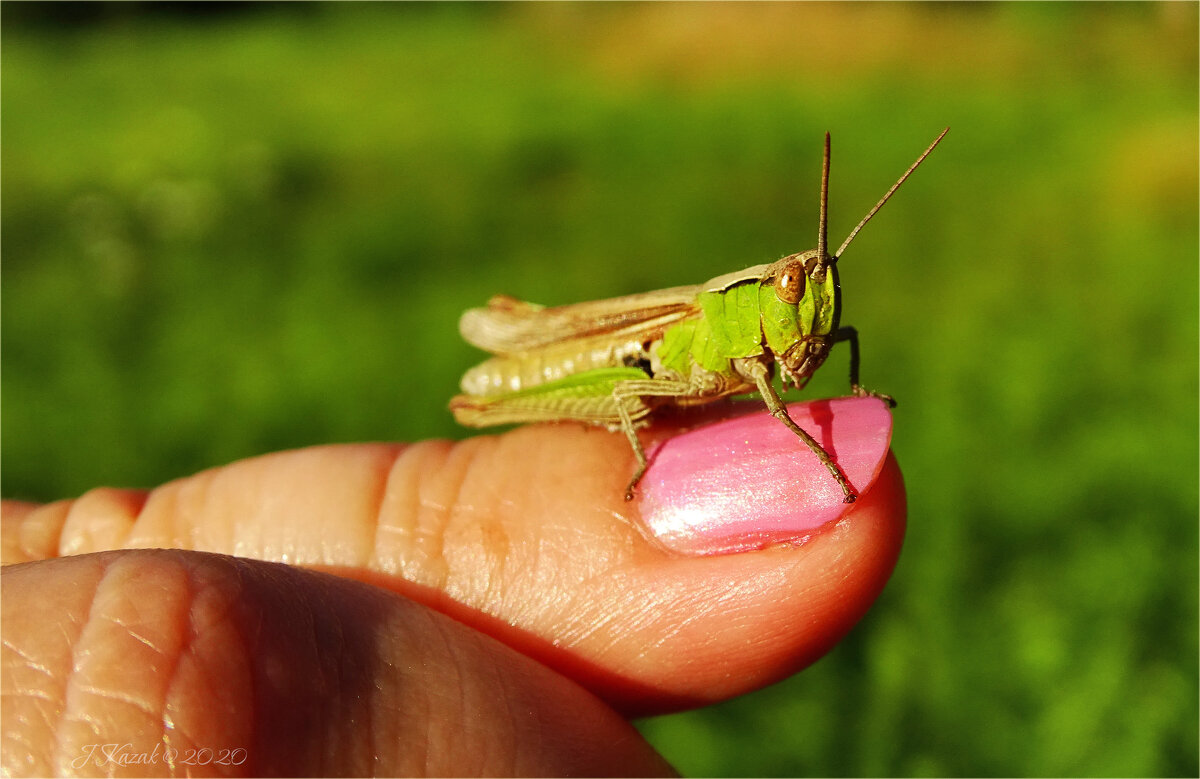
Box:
(2, 399), (906, 776)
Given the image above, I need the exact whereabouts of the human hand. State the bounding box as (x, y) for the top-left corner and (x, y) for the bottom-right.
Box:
(2, 397), (905, 776)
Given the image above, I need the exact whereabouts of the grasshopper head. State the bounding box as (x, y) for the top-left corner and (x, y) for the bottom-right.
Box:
(767, 128), (949, 388)
(763, 130), (841, 379)
(764, 250), (840, 387)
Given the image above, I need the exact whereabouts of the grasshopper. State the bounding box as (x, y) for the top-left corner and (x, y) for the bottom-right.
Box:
(451, 129), (947, 503)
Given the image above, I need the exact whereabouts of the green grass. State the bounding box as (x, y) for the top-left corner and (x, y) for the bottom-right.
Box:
(3, 4), (1197, 775)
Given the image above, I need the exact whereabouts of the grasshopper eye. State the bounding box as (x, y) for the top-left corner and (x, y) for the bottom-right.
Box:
(775, 261), (806, 304)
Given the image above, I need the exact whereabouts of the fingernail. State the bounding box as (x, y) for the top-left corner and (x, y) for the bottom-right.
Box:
(639, 397), (893, 555)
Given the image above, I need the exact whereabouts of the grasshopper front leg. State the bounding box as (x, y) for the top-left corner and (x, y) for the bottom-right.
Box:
(739, 358), (858, 503)
(834, 325), (896, 408)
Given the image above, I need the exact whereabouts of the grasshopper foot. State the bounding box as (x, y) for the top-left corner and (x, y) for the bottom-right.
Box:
(852, 384), (897, 408)
(624, 465), (647, 502)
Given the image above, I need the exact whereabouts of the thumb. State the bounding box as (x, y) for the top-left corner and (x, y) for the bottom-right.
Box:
(4, 397), (905, 715)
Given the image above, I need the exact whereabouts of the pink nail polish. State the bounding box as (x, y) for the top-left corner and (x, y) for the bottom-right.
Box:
(639, 397), (893, 555)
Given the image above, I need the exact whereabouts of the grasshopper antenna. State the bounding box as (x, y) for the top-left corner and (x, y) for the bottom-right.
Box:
(817, 131), (831, 263)
(834, 127), (949, 260)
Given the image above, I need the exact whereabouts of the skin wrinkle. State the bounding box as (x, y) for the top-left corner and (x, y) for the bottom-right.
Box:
(51, 557), (126, 773)
(117, 566), (190, 730)
(70, 680), (159, 719)
(137, 476), (180, 553)
(372, 444), (444, 576)
(230, 561), (268, 654)
(2, 639), (55, 681)
(175, 475), (201, 554)
(251, 562), (355, 775)
(496, 476), (646, 629)
(324, 596), (350, 771)
(6, 732), (38, 776)
(330, 448), (404, 569)
(369, 446), (411, 575)
(381, 441), (457, 589)
(548, 559), (652, 649)
(584, 553), (799, 671)
(359, 640), (392, 773)
(457, 632), (508, 776)
(556, 590), (627, 649)
(159, 708), (179, 773)
(445, 621), (474, 764)
(192, 469), (231, 556)
(483, 485), (518, 602)
(169, 558), (248, 770)
(352, 628), (386, 768)
(441, 448), (514, 616)
(441, 440), (507, 607)
(38, 610), (80, 770)
(633, 571), (734, 640)
(273, 558), (401, 772)
(6, 686), (55, 705)
(496, 666), (523, 776)
(120, 626), (164, 653)
(20, 501), (69, 563)
(408, 612), (463, 776)
(360, 446), (403, 571)
(129, 479), (177, 554)
(73, 557), (191, 774)
(484, 520), (514, 611)
(56, 497), (93, 557)
(482, 640), (525, 777)
(505, 536), (555, 625)
(1, 660), (57, 777)
(469, 635), (514, 774)
(627, 592), (725, 654)
(465, 539), (525, 622)
(59, 492), (107, 557)
(361, 671), (378, 779)
(306, 612), (336, 772)
(350, 583), (439, 774)
(306, 598), (337, 701)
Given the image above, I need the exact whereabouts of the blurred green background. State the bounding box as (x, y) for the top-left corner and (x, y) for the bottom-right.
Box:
(3, 3), (1196, 775)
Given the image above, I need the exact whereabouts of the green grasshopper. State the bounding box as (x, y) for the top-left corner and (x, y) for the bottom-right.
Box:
(451, 129), (947, 503)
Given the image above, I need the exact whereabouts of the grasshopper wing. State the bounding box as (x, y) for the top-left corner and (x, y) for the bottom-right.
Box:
(460, 287), (701, 354)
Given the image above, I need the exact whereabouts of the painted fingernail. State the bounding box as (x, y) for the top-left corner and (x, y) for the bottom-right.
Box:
(639, 397), (893, 555)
